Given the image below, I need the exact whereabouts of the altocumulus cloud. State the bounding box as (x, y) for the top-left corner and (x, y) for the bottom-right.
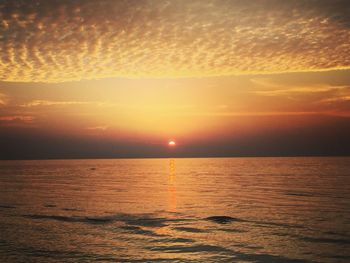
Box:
(0, 0), (350, 82)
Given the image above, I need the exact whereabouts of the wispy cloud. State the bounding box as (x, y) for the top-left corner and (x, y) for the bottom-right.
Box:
(252, 85), (347, 96)
(0, 115), (34, 122)
(0, 1), (349, 82)
(20, 100), (116, 108)
(86, 125), (109, 131)
(20, 100), (90, 107)
(321, 96), (350, 103)
(177, 109), (350, 117)
(250, 78), (350, 114)
(182, 111), (321, 117)
(0, 93), (8, 106)
(318, 95), (350, 104)
(251, 78), (349, 96)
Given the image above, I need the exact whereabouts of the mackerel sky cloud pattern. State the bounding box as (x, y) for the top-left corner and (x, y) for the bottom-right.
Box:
(0, 0), (350, 82)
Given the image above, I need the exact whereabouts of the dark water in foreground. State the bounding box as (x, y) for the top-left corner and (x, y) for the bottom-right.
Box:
(0, 157), (349, 262)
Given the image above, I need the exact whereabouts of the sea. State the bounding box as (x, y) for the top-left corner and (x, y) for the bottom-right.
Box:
(0, 157), (349, 262)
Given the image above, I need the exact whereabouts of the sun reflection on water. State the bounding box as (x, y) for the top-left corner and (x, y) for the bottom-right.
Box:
(168, 159), (177, 212)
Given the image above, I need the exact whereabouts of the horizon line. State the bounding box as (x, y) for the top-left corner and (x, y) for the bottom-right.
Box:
(1, 154), (350, 162)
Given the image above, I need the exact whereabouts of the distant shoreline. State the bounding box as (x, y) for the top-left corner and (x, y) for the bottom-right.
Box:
(1, 155), (350, 161)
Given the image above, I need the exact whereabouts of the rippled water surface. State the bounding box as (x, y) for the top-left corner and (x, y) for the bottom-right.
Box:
(0, 157), (349, 262)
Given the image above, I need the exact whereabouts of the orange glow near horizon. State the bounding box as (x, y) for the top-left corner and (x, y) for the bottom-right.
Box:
(0, 72), (350, 149)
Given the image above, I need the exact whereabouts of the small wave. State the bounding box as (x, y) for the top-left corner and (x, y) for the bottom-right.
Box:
(172, 226), (207, 233)
(323, 231), (350, 239)
(250, 219), (305, 229)
(234, 251), (313, 263)
(273, 231), (350, 246)
(205, 215), (305, 233)
(323, 254), (350, 260)
(62, 208), (83, 211)
(300, 236), (350, 245)
(149, 237), (195, 244)
(205, 216), (242, 224)
(233, 243), (264, 250)
(147, 243), (312, 262)
(43, 204), (56, 208)
(147, 244), (232, 253)
(285, 192), (316, 197)
(23, 214), (85, 223)
(217, 228), (247, 233)
(120, 225), (164, 237)
(0, 204), (15, 209)
(22, 213), (187, 228)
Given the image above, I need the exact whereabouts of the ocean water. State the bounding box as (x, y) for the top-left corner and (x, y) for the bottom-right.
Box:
(0, 157), (349, 262)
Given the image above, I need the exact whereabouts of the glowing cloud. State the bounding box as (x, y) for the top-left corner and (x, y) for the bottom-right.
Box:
(0, 115), (34, 122)
(0, 93), (7, 105)
(0, 0), (349, 82)
(19, 100), (117, 108)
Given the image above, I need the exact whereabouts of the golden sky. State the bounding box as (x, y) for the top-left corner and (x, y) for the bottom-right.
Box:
(0, 0), (349, 158)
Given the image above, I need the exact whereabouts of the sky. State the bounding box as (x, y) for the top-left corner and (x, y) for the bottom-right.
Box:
(1, 0), (350, 159)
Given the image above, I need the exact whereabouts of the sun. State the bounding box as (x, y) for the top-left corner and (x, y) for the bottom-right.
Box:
(168, 140), (176, 146)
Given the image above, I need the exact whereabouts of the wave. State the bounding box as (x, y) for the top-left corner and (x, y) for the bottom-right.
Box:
(0, 204), (16, 209)
(22, 213), (187, 228)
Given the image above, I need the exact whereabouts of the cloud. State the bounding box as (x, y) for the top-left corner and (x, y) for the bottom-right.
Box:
(20, 100), (91, 107)
(254, 85), (347, 97)
(19, 100), (115, 108)
(184, 111), (321, 117)
(251, 78), (349, 96)
(250, 77), (350, 114)
(0, 93), (7, 105)
(0, 115), (34, 122)
(86, 125), (109, 131)
(0, 0), (349, 82)
(321, 96), (350, 103)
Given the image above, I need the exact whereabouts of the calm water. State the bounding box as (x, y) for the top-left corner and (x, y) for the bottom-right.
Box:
(0, 157), (349, 262)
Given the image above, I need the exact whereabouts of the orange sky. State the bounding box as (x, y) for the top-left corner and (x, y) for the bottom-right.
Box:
(0, 1), (349, 158)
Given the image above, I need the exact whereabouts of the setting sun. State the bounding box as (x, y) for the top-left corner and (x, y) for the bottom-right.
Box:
(168, 140), (176, 146)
